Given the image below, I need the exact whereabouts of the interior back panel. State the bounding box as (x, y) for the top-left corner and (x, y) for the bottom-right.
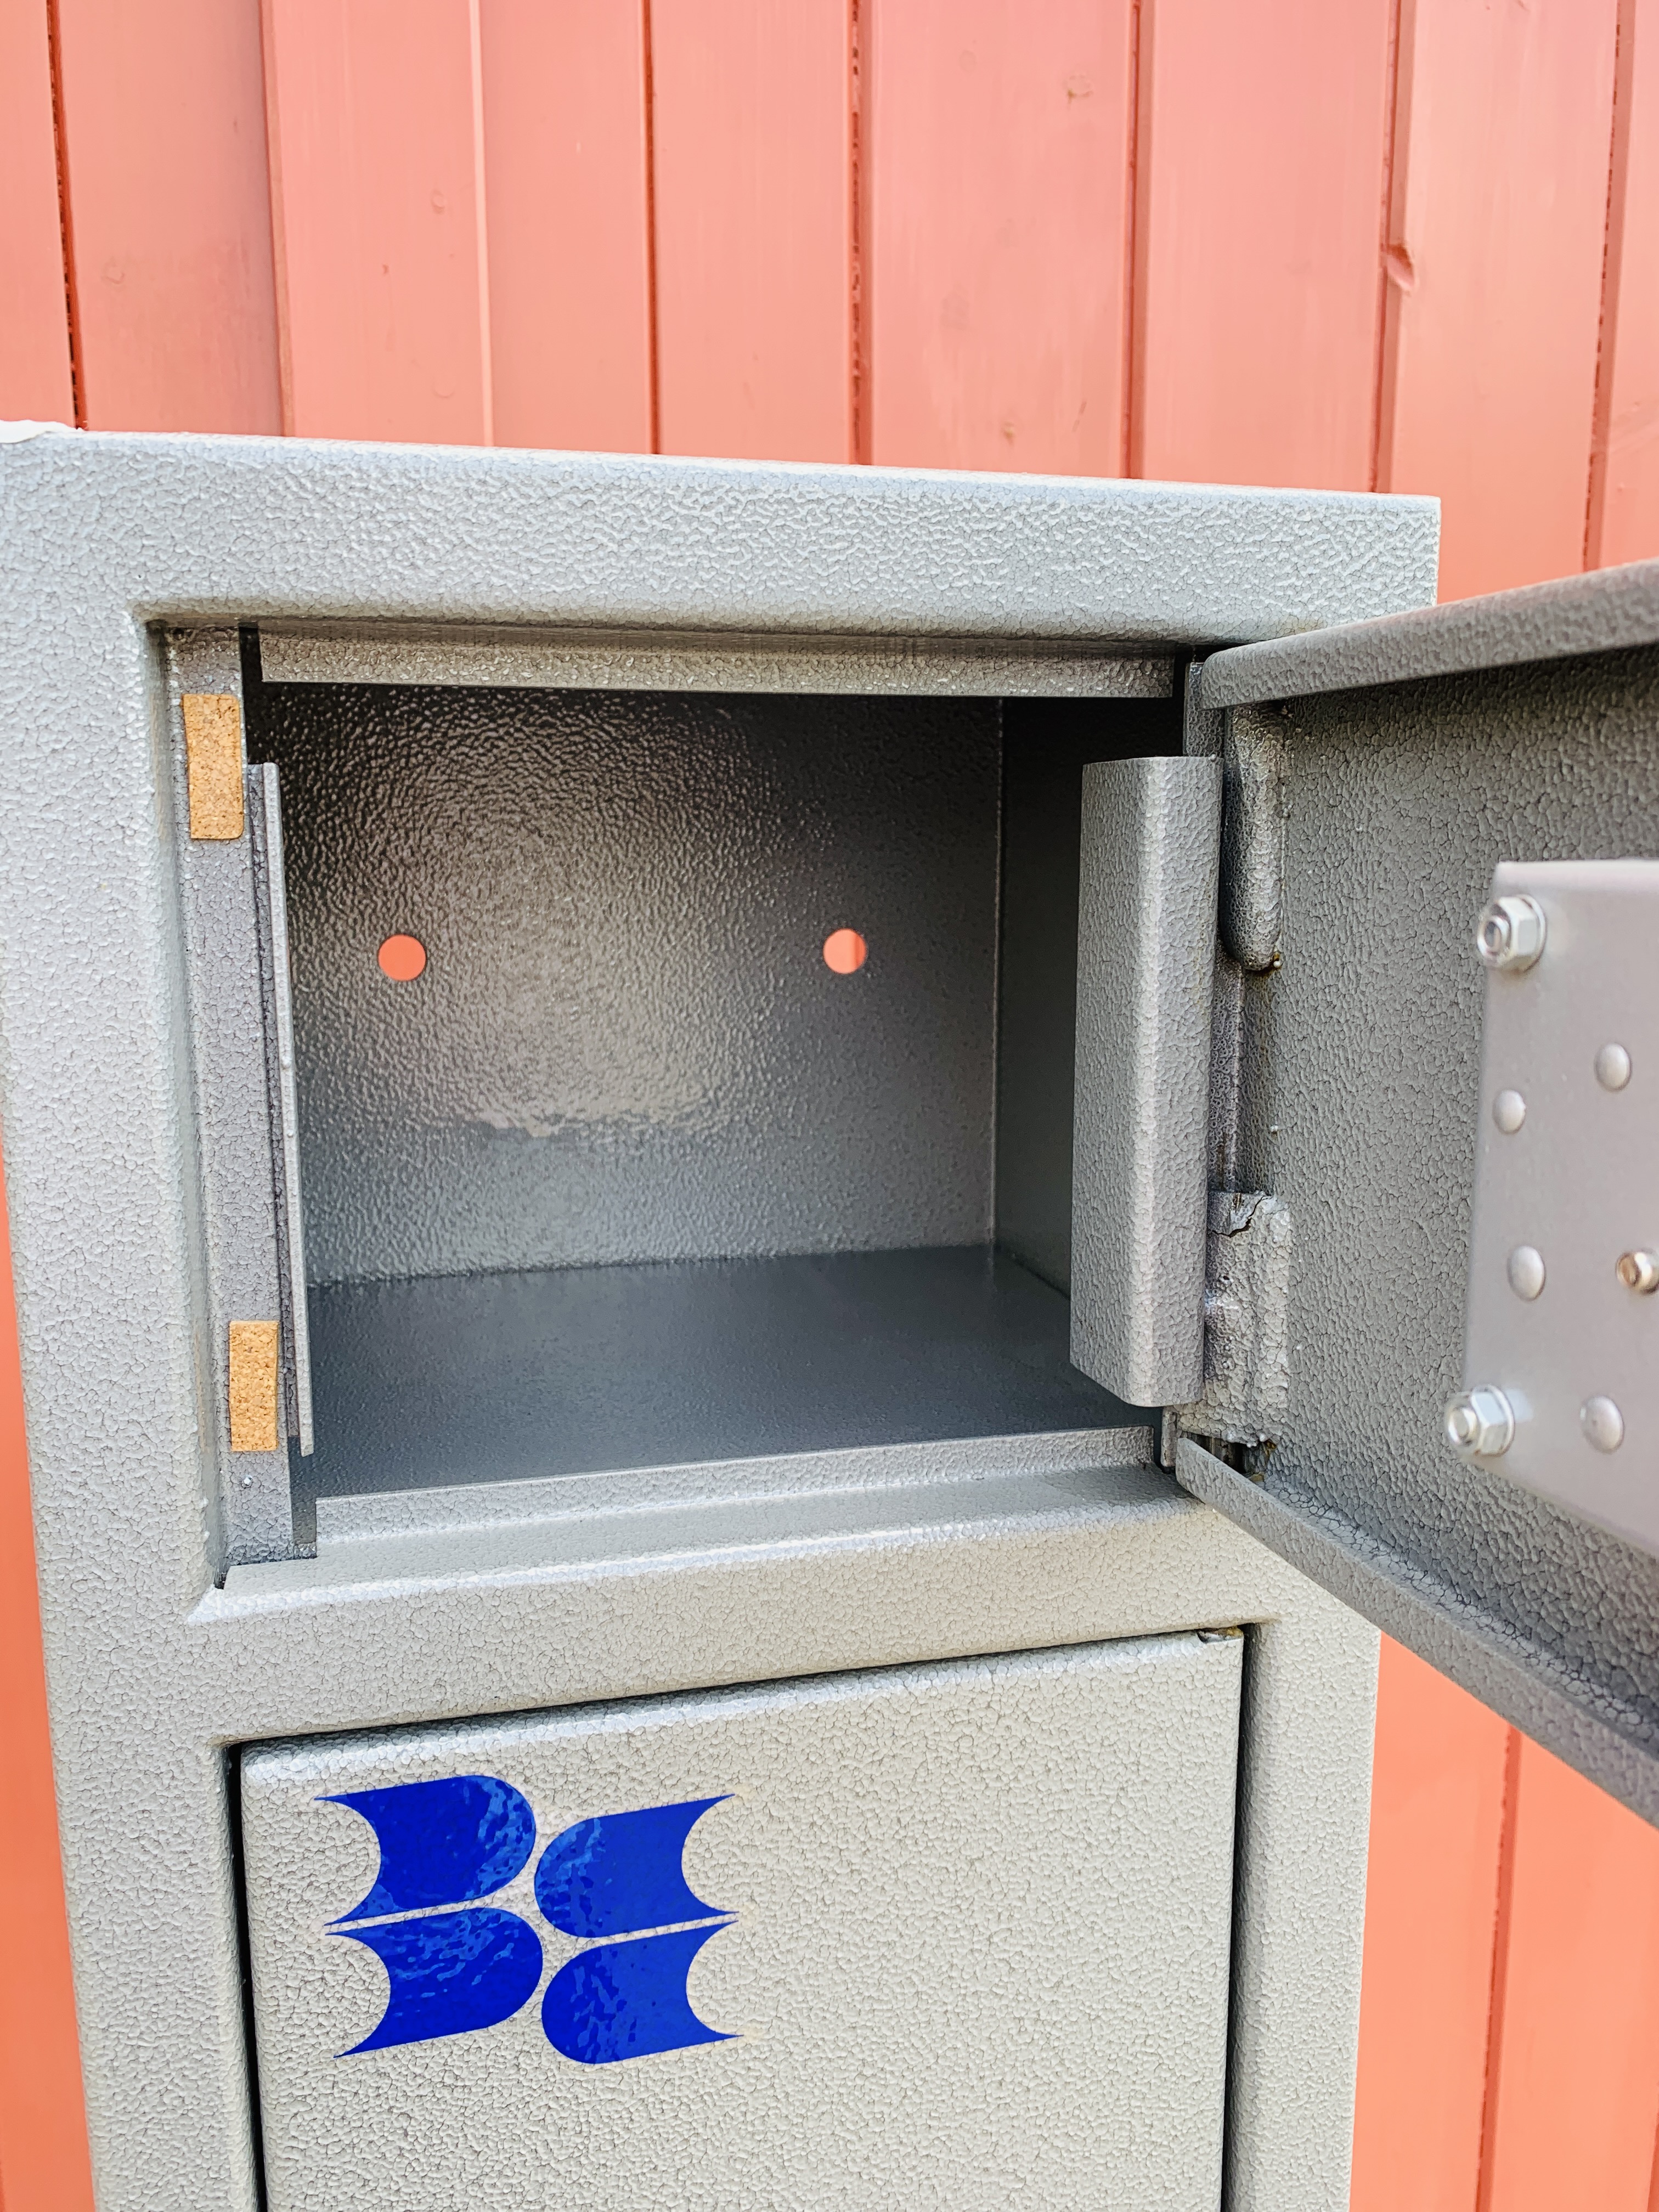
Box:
(250, 681), (1002, 1283)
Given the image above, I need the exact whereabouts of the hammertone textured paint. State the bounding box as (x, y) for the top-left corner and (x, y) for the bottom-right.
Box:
(308, 1430), (1156, 1547)
(166, 630), (294, 1562)
(1201, 556), (1659, 708)
(1071, 755), (1221, 1404)
(1180, 630), (1659, 1824)
(0, 432), (1399, 2210)
(253, 682), (1001, 1283)
(296, 1251), (1140, 1536)
(241, 1639), (1242, 2210)
(257, 624), (1172, 698)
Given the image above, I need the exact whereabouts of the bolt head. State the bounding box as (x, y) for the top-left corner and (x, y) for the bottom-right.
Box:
(1476, 894), (1547, 973)
(1581, 1396), (1626, 1453)
(1493, 1088), (1527, 1133)
(1444, 1386), (1516, 1459)
(1506, 1245), (1545, 1300)
(1596, 1042), (1633, 1091)
(1617, 1250), (1659, 1294)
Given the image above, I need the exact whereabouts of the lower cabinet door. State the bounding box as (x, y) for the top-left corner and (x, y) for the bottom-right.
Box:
(241, 1632), (1243, 2210)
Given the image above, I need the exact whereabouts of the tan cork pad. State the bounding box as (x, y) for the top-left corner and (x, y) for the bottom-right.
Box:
(183, 692), (245, 840)
(228, 1321), (280, 1453)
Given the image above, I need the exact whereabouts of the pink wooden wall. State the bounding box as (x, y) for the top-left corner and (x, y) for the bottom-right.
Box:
(4, 3), (1659, 2207)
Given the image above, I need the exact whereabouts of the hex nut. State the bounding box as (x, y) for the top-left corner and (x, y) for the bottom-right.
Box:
(1476, 894), (1547, 972)
(1444, 1386), (1516, 1459)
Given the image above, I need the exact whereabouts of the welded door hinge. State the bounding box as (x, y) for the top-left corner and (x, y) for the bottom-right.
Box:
(1175, 1190), (1294, 1452)
(1182, 668), (1287, 975)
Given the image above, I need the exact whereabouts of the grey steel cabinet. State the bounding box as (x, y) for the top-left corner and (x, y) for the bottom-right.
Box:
(3, 424), (1650, 2211)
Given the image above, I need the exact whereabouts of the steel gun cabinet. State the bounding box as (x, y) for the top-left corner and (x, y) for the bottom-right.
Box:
(3, 425), (1656, 2211)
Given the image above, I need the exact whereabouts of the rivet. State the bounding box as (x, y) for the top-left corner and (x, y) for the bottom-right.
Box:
(1581, 1396), (1625, 1453)
(1493, 1089), (1527, 1134)
(1596, 1042), (1632, 1091)
(1506, 1245), (1545, 1300)
(1616, 1250), (1659, 1294)
(1476, 894), (1547, 972)
(1444, 1386), (1516, 1459)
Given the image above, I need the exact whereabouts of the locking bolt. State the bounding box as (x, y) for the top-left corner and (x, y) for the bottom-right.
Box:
(1617, 1251), (1659, 1294)
(1476, 894), (1547, 972)
(1444, 1386), (1516, 1459)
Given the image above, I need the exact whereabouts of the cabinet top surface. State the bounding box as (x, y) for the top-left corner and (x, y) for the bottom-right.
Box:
(1, 426), (1437, 650)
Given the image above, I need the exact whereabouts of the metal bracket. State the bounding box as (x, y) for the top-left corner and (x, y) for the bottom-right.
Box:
(167, 628), (308, 1565)
(248, 762), (314, 1457)
(1180, 1190), (1293, 1447)
(1450, 859), (1659, 1557)
(1071, 753), (1222, 1406)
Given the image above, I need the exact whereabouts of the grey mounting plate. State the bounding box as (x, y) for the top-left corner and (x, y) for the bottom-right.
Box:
(1457, 860), (1659, 1554)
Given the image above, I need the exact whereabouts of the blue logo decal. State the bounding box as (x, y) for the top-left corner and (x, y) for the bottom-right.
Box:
(335, 1908), (544, 2053)
(325, 1775), (536, 1921)
(543, 1923), (734, 2064)
(323, 1783), (733, 2065)
(534, 1797), (728, 1938)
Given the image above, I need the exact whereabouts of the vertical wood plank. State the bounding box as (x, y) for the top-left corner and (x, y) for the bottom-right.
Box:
(0, 2), (75, 424)
(1480, 1739), (1659, 2212)
(0, 1136), (95, 2212)
(1378, 0), (1619, 597)
(1350, 1641), (1511, 2212)
(1589, 0), (1659, 569)
(866, 0), (1135, 476)
(53, 0), (279, 432)
(651, 0), (851, 462)
(263, 0), (493, 444)
(1133, 0), (1395, 492)
(480, 0), (653, 454)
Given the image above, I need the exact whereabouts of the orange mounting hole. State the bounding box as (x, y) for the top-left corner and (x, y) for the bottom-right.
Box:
(822, 928), (867, 975)
(377, 933), (427, 982)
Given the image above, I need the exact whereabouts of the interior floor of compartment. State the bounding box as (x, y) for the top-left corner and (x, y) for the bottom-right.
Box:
(295, 1246), (1147, 1534)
